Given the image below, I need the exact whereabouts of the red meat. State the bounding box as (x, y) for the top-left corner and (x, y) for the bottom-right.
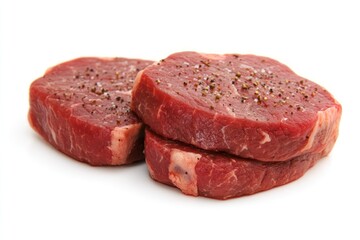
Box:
(29, 57), (153, 165)
(145, 129), (330, 200)
(132, 52), (341, 162)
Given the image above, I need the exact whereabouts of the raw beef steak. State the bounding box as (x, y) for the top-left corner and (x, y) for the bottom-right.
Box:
(29, 57), (153, 165)
(145, 129), (330, 200)
(132, 52), (342, 162)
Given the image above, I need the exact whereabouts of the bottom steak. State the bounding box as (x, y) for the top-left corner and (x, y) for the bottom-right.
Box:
(145, 129), (329, 200)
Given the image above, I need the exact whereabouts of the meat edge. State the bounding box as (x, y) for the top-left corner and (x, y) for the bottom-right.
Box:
(29, 87), (144, 166)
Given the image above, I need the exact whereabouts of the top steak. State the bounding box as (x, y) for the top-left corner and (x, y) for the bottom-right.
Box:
(131, 52), (342, 162)
(29, 57), (153, 165)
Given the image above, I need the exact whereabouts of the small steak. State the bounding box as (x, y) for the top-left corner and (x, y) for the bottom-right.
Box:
(132, 52), (341, 162)
(145, 129), (330, 200)
(29, 57), (153, 165)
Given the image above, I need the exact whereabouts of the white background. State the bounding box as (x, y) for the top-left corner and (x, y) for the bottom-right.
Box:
(1, 0), (359, 239)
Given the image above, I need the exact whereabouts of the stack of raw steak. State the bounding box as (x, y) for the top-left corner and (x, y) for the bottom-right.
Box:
(131, 52), (342, 199)
(29, 52), (341, 200)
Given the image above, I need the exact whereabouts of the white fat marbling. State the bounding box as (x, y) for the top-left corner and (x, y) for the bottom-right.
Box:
(169, 149), (201, 196)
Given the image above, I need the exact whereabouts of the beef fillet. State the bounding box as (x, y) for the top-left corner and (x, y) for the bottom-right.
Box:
(132, 52), (341, 162)
(145, 129), (329, 200)
(29, 57), (153, 165)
